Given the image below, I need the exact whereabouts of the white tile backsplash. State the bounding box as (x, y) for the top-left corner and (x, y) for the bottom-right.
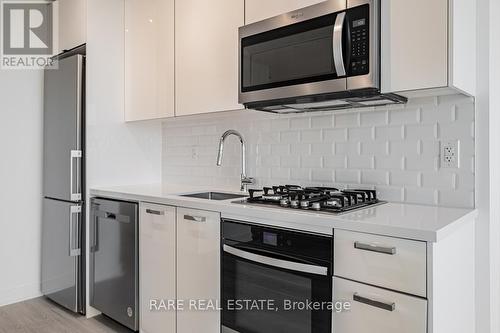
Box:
(162, 94), (475, 208)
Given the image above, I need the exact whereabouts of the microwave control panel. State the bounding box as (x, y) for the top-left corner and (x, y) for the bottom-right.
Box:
(348, 4), (370, 76)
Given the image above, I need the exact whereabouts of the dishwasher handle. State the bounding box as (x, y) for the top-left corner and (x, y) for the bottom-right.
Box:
(95, 210), (131, 223)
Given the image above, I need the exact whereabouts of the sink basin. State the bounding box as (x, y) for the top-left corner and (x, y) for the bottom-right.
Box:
(180, 192), (247, 201)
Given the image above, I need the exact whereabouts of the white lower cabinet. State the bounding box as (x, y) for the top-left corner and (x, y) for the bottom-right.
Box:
(334, 229), (427, 297)
(139, 203), (177, 333)
(176, 208), (221, 333)
(333, 277), (427, 333)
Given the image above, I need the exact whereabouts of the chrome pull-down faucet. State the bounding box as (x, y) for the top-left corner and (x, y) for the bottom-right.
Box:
(216, 130), (255, 192)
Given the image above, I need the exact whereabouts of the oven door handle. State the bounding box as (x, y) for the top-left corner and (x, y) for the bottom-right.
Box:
(223, 245), (328, 276)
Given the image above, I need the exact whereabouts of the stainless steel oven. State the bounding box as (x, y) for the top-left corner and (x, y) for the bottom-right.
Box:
(222, 220), (333, 333)
(238, 0), (404, 113)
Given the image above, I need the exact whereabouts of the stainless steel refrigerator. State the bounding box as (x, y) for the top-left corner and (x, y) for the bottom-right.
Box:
(42, 54), (85, 314)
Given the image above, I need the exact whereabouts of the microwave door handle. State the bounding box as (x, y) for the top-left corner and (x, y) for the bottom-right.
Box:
(333, 12), (347, 76)
(223, 245), (328, 276)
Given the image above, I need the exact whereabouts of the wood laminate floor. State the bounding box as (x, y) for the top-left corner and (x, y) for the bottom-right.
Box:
(0, 297), (133, 333)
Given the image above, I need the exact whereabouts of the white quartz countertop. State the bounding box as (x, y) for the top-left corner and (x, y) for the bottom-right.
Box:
(89, 183), (477, 242)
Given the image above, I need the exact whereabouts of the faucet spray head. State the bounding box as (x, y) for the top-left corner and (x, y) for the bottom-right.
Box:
(216, 137), (224, 166)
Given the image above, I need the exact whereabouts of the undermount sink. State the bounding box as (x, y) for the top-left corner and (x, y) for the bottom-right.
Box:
(180, 192), (247, 201)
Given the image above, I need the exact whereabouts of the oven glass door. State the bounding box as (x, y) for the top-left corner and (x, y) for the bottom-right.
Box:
(222, 246), (332, 333)
(241, 12), (347, 94)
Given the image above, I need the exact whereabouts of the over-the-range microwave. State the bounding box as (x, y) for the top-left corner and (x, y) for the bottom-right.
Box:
(238, 0), (406, 113)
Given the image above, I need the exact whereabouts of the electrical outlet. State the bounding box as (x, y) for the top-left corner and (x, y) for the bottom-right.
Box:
(191, 147), (198, 160)
(440, 140), (460, 168)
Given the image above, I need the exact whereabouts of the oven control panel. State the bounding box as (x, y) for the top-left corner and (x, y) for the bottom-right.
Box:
(222, 220), (333, 266)
(347, 4), (370, 76)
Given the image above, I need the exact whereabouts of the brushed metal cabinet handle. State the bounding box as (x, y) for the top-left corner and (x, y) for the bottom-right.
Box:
(353, 293), (395, 312)
(146, 209), (164, 216)
(184, 215), (206, 223)
(354, 241), (396, 255)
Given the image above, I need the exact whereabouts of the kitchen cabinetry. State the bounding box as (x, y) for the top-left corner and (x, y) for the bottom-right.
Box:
(381, 0), (476, 96)
(245, 0), (326, 24)
(334, 277), (427, 333)
(139, 203), (176, 333)
(124, 0), (175, 121)
(334, 230), (427, 297)
(175, 0), (244, 116)
(176, 208), (221, 332)
(56, 0), (87, 53)
(91, 185), (476, 333)
(333, 223), (475, 333)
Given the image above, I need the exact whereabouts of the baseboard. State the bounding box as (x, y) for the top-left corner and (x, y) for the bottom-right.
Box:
(86, 305), (101, 318)
(0, 283), (42, 307)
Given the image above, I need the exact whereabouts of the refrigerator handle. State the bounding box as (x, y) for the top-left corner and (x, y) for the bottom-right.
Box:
(70, 150), (82, 201)
(69, 205), (81, 257)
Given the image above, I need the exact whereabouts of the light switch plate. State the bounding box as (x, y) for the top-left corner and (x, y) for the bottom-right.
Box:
(440, 140), (460, 168)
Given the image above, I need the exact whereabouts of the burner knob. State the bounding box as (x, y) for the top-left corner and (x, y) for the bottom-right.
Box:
(248, 189), (262, 199)
(280, 198), (290, 207)
(311, 202), (322, 211)
(300, 200), (310, 209)
(290, 200), (300, 208)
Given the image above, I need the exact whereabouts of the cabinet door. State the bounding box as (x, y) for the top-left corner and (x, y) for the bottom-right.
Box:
(245, 0), (326, 24)
(175, 0), (244, 116)
(140, 203), (176, 333)
(57, 0), (87, 53)
(449, 0), (476, 96)
(333, 277), (427, 333)
(381, 0), (448, 93)
(125, 0), (175, 121)
(177, 208), (221, 333)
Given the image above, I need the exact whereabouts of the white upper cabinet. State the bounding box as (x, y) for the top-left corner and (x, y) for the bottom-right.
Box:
(245, 0), (327, 24)
(175, 0), (244, 116)
(56, 0), (87, 53)
(381, 0), (476, 96)
(448, 0), (477, 95)
(124, 0), (175, 121)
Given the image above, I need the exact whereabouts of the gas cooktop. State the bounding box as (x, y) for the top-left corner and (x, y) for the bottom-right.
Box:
(234, 185), (384, 214)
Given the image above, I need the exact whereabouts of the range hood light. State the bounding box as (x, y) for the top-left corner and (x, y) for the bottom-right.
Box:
(355, 98), (400, 106)
(284, 100), (351, 109)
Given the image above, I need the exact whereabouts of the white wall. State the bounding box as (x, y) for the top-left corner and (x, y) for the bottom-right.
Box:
(163, 95), (475, 208)
(475, 0), (493, 331)
(0, 70), (43, 306)
(85, 0), (163, 315)
(488, 0), (500, 330)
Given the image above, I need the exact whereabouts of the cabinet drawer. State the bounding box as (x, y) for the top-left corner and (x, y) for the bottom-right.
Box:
(333, 277), (427, 333)
(334, 230), (427, 297)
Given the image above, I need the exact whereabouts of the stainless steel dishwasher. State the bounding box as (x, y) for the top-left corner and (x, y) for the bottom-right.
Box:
(90, 198), (139, 331)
